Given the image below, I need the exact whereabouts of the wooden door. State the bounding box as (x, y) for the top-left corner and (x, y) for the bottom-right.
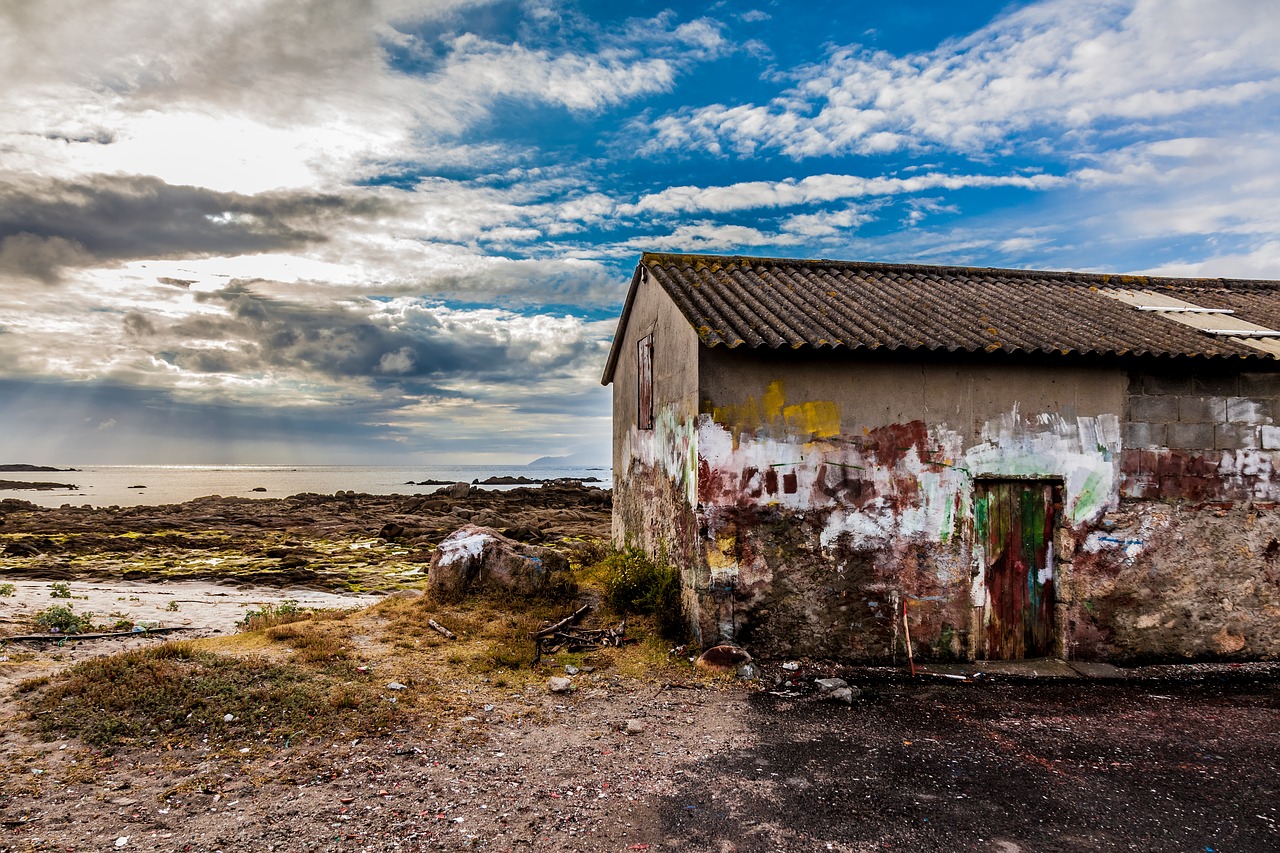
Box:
(975, 480), (1060, 659)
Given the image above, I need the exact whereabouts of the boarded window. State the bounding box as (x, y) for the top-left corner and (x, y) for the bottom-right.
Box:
(637, 334), (654, 430)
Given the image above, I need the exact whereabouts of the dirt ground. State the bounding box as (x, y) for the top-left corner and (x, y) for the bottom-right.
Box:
(2, 490), (1279, 851)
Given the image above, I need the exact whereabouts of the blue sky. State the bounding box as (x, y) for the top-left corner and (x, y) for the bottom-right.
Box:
(2, 0), (1278, 465)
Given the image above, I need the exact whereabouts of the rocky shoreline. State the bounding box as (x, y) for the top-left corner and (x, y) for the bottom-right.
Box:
(0, 482), (611, 593)
(0, 479), (79, 491)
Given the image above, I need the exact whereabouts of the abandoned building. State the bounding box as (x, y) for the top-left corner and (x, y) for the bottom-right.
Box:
(601, 252), (1280, 663)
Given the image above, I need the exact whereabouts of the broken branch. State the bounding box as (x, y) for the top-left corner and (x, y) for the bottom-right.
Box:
(428, 619), (457, 640)
(531, 604), (591, 640)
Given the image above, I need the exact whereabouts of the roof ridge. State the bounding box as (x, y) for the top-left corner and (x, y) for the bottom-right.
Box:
(638, 251), (1280, 290)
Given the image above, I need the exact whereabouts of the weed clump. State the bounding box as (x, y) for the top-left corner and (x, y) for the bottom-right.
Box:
(34, 604), (94, 634)
(238, 599), (306, 631)
(599, 549), (685, 640)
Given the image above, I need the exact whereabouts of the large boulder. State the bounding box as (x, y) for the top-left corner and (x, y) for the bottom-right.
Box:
(428, 524), (568, 598)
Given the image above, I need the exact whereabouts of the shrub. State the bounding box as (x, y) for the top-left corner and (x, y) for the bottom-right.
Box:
(49, 582), (71, 599)
(0, 582), (15, 597)
(238, 599), (306, 631)
(34, 604), (94, 634)
(599, 549), (685, 640)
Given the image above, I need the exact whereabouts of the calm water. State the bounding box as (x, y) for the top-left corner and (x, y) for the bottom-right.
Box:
(1, 464), (612, 509)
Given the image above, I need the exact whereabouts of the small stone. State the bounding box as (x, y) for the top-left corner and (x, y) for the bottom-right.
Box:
(815, 677), (848, 691)
(828, 687), (860, 705)
(548, 676), (573, 693)
(781, 661), (800, 671)
(737, 663), (759, 680)
(115, 838), (129, 849)
(624, 718), (646, 735)
(564, 665), (580, 675)
(386, 681), (408, 690)
(223, 714), (235, 723)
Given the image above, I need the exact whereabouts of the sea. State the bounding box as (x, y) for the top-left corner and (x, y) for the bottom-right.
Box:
(1, 464), (612, 509)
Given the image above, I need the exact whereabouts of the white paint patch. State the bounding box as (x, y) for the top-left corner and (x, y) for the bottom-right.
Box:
(436, 532), (490, 566)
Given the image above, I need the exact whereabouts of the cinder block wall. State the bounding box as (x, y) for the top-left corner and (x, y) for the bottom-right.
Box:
(1126, 370), (1280, 453)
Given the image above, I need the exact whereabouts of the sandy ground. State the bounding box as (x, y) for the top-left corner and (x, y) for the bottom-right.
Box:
(0, 578), (381, 638)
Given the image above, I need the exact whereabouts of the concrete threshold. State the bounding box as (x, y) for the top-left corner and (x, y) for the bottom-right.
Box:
(913, 658), (1128, 680)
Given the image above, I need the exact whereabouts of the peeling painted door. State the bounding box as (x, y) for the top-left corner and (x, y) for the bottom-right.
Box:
(975, 480), (1060, 660)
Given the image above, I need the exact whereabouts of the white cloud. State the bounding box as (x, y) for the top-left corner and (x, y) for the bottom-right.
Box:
(1139, 241), (1280, 280)
(0, 2), (725, 194)
(620, 223), (802, 252)
(625, 171), (1065, 215)
(641, 0), (1280, 158)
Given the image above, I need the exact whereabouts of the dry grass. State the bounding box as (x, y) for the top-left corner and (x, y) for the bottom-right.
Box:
(16, 564), (707, 757)
(18, 639), (398, 751)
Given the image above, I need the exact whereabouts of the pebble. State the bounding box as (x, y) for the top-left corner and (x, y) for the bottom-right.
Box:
(548, 676), (573, 693)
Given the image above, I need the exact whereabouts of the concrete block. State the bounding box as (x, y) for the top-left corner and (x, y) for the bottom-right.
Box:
(1191, 373), (1239, 395)
(1124, 422), (1167, 448)
(1226, 397), (1271, 425)
(1262, 425), (1280, 451)
(1129, 395), (1179, 423)
(1215, 423), (1259, 450)
(1136, 372), (1192, 395)
(1239, 373), (1280, 397)
(1167, 422), (1215, 449)
(1178, 396), (1226, 424)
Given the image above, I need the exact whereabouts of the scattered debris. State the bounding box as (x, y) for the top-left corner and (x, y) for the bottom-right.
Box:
(531, 603), (629, 663)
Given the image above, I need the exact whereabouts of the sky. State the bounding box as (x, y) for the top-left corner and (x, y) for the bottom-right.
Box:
(2, 0), (1279, 466)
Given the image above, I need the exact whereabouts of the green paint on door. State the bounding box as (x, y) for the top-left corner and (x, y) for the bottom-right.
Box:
(976, 480), (1060, 660)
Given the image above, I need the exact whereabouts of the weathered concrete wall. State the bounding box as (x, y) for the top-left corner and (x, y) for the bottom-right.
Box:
(611, 311), (1280, 661)
(1060, 368), (1280, 660)
(693, 350), (1126, 661)
(690, 351), (1280, 662)
(609, 268), (704, 637)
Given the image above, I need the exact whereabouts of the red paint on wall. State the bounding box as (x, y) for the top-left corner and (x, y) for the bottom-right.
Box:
(862, 421), (929, 466)
(1121, 448), (1270, 502)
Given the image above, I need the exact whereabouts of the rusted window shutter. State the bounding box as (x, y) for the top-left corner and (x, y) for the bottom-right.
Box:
(637, 333), (654, 430)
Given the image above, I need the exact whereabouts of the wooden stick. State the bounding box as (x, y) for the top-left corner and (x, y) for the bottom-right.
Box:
(902, 598), (916, 677)
(530, 603), (591, 639)
(427, 619), (457, 640)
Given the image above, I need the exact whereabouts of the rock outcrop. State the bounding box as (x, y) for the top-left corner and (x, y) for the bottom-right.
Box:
(428, 524), (568, 598)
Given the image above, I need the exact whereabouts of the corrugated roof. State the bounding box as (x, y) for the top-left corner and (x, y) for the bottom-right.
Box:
(601, 253), (1280, 384)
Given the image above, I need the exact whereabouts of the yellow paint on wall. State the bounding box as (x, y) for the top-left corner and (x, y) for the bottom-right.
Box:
(705, 527), (739, 573)
(783, 400), (841, 439)
(711, 379), (842, 440)
(761, 381), (786, 422)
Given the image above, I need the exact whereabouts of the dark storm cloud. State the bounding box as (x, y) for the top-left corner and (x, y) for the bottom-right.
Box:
(0, 174), (393, 282)
(162, 283), (599, 388)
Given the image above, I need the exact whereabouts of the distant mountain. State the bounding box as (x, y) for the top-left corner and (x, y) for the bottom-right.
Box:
(526, 451), (609, 468)
(0, 463), (78, 472)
